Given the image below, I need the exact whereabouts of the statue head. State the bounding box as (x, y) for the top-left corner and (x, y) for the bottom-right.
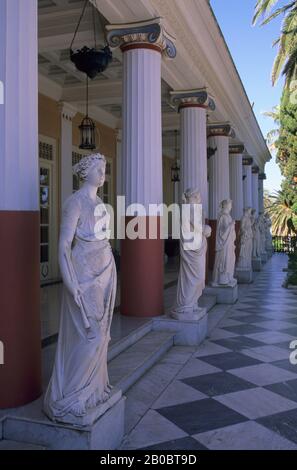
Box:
(220, 199), (232, 213)
(182, 188), (202, 205)
(73, 153), (106, 188)
(244, 207), (252, 217)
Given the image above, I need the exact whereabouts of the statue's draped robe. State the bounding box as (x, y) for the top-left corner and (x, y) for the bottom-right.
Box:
(237, 215), (253, 270)
(252, 218), (261, 258)
(44, 192), (117, 421)
(171, 216), (208, 317)
(212, 212), (236, 285)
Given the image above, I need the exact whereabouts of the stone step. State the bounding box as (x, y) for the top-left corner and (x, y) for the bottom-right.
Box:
(0, 439), (46, 450)
(108, 318), (153, 362)
(199, 294), (217, 312)
(109, 330), (175, 393)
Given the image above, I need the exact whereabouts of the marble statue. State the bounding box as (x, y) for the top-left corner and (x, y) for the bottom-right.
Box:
(44, 153), (117, 425)
(251, 210), (261, 259)
(236, 208), (253, 270)
(259, 213), (267, 255)
(170, 189), (211, 321)
(212, 199), (237, 287)
(265, 214), (273, 252)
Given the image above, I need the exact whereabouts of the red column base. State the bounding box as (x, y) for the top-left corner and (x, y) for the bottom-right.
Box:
(120, 216), (164, 317)
(0, 211), (42, 408)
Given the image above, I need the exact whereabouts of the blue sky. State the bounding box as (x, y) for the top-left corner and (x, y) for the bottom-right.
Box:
(210, 0), (284, 193)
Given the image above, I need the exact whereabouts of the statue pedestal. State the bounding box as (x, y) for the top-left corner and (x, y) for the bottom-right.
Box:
(204, 282), (238, 304)
(235, 268), (253, 284)
(261, 252), (268, 264)
(153, 309), (208, 346)
(252, 257), (262, 272)
(0, 389), (125, 450)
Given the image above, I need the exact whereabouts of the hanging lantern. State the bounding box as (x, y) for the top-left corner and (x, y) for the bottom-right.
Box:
(79, 76), (97, 150)
(79, 116), (96, 150)
(171, 130), (180, 182)
(171, 162), (180, 183)
(70, 0), (112, 80)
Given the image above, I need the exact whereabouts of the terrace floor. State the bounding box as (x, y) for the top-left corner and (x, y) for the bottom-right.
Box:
(120, 254), (297, 450)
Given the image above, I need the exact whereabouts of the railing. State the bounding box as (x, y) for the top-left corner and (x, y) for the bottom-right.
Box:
(273, 236), (297, 253)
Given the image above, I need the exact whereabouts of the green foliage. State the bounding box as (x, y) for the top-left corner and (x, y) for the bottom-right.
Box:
(266, 189), (297, 235)
(253, 0), (297, 87)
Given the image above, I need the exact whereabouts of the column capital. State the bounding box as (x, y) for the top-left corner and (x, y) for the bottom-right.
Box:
(229, 144), (245, 155)
(252, 165), (260, 174)
(106, 17), (176, 58)
(242, 156), (254, 166)
(58, 102), (77, 121)
(207, 123), (236, 139)
(170, 88), (215, 112)
(259, 172), (267, 180)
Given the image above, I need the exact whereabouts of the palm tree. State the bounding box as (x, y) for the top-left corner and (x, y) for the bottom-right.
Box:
(265, 189), (297, 235)
(253, 0), (297, 87)
(262, 105), (280, 151)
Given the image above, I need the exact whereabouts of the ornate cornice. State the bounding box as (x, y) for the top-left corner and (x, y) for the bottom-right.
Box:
(229, 144), (245, 155)
(170, 88), (215, 112)
(207, 123), (236, 139)
(252, 165), (260, 174)
(242, 156), (253, 166)
(258, 173), (267, 180)
(106, 17), (176, 58)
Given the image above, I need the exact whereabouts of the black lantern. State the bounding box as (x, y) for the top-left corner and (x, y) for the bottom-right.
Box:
(79, 76), (97, 150)
(171, 162), (180, 183)
(171, 130), (180, 182)
(70, 0), (112, 80)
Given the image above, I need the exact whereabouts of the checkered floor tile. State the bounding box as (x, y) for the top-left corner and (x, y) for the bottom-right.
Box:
(121, 254), (297, 450)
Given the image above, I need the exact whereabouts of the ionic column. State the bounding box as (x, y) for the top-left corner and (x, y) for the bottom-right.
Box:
(207, 124), (236, 270)
(229, 144), (244, 259)
(242, 156), (253, 209)
(59, 102), (77, 207)
(252, 166), (260, 217)
(106, 18), (176, 317)
(115, 128), (122, 253)
(258, 172), (266, 214)
(170, 89), (216, 218)
(0, 0), (42, 408)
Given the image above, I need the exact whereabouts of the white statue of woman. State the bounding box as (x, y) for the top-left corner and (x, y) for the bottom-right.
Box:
(44, 153), (117, 425)
(265, 214), (273, 252)
(259, 213), (267, 255)
(236, 207), (253, 270)
(251, 209), (261, 258)
(212, 199), (237, 286)
(170, 189), (211, 320)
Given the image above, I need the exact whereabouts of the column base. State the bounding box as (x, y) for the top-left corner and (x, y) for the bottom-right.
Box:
(120, 216), (164, 317)
(252, 257), (262, 272)
(204, 283), (238, 304)
(0, 211), (42, 408)
(235, 268), (253, 284)
(153, 308), (208, 346)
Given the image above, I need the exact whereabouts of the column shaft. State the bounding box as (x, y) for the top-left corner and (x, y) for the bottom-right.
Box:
(252, 172), (259, 216)
(180, 107), (208, 215)
(243, 164), (253, 209)
(208, 136), (230, 219)
(121, 47), (163, 317)
(0, 0), (42, 408)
